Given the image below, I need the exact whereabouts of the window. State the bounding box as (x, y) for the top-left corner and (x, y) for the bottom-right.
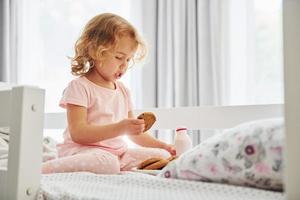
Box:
(228, 0), (283, 105)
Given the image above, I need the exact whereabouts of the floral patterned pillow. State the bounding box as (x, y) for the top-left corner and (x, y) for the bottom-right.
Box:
(157, 118), (284, 190)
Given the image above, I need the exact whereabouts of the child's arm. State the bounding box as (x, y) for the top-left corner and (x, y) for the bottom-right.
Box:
(67, 104), (145, 144)
(127, 111), (176, 155)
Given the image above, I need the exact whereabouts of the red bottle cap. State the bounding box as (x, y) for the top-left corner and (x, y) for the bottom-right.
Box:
(176, 127), (187, 132)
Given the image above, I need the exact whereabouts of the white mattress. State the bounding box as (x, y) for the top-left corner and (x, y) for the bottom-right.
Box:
(37, 172), (284, 200)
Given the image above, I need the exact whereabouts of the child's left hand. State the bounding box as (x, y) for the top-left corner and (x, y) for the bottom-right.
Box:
(163, 144), (176, 156)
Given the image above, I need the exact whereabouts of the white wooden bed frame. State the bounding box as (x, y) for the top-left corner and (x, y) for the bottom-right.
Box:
(0, 1), (299, 199)
(0, 87), (284, 199)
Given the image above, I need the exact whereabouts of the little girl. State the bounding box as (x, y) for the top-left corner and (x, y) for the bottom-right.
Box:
(42, 13), (175, 174)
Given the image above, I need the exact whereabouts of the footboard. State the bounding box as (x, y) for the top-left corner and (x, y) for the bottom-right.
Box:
(0, 86), (45, 200)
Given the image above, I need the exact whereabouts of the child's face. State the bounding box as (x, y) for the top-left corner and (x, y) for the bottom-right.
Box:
(93, 36), (137, 83)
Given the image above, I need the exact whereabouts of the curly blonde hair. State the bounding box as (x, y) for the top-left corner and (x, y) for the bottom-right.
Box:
(71, 13), (147, 76)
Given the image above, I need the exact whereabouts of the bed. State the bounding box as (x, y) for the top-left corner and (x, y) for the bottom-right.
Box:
(1, 1), (299, 199)
(0, 85), (286, 200)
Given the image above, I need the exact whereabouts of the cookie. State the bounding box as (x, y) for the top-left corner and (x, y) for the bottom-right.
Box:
(138, 156), (178, 170)
(137, 112), (156, 132)
(138, 157), (162, 169)
(143, 159), (169, 170)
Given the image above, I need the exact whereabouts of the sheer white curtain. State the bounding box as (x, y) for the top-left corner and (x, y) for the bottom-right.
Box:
(4, 0), (283, 144)
(137, 0), (283, 108)
(135, 0), (230, 109)
(226, 0), (283, 105)
(0, 0), (9, 81)
(134, 0), (228, 143)
(0, 0), (17, 82)
(4, 0), (283, 109)
(134, 0), (283, 144)
(10, 0), (139, 142)
(14, 0), (135, 113)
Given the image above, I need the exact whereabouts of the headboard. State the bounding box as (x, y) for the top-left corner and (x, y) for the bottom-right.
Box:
(44, 104), (283, 130)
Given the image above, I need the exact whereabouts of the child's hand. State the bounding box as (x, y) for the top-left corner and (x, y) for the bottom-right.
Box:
(118, 118), (145, 135)
(163, 143), (176, 156)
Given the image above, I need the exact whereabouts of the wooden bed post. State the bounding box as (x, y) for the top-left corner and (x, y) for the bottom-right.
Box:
(283, 0), (300, 199)
(7, 86), (45, 200)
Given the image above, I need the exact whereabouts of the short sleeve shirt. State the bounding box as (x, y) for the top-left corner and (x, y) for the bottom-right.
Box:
(57, 76), (133, 156)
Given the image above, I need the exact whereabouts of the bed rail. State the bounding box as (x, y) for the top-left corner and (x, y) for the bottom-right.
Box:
(44, 104), (283, 130)
(135, 104), (283, 130)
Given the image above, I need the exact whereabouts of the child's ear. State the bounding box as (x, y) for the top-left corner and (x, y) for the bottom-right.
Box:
(88, 45), (105, 61)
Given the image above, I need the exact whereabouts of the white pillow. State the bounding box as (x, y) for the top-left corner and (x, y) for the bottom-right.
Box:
(158, 118), (284, 191)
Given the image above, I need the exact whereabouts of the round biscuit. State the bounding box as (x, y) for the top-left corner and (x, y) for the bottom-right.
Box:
(137, 112), (156, 132)
(138, 157), (162, 169)
(143, 159), (169, 170)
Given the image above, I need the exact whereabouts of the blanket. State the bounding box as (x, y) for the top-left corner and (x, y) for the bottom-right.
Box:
(0, 128), (58, 170)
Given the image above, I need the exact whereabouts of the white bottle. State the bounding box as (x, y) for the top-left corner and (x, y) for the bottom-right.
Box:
(174, 127), (193, 156)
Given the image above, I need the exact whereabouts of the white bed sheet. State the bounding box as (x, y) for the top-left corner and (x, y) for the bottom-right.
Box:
(37, 172), (284, 200)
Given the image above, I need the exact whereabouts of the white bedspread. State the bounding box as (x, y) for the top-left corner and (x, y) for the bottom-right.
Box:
(38, 172), (284, 200)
